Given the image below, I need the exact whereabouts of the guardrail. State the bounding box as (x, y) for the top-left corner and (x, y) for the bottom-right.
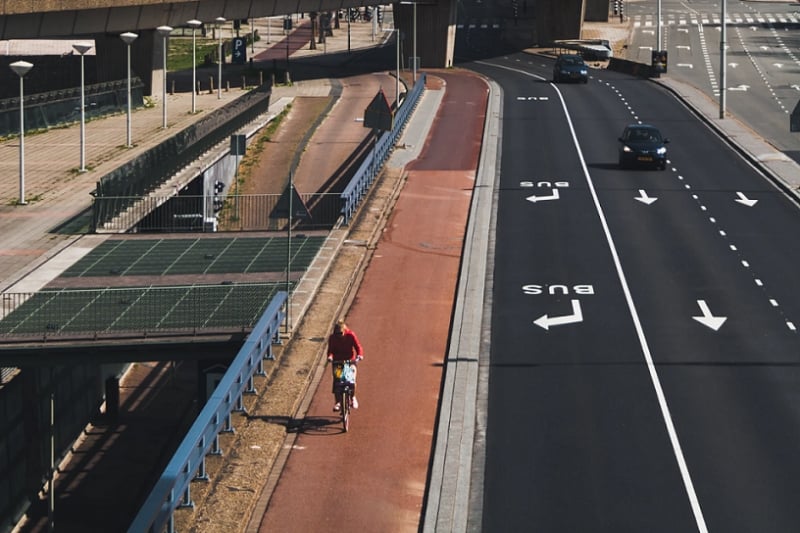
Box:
(127, 291), (286, 533)
(340, 73), (426, 224)
(95, 192), (343, 233)
(0, 78), (143, 137)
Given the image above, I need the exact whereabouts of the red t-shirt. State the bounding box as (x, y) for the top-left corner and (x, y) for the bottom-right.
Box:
(327, 328), (363, 361)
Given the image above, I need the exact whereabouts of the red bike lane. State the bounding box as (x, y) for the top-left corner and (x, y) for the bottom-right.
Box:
(256, 70), (489, 531)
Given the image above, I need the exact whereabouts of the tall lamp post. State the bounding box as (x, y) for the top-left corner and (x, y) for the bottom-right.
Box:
(10, 60), (33, 205)
(72, 43), (92, 171)
(216, 17), (226, 99)
(120, 32), (138, 147)
(157, 26), (172, 129)
(413, 2), (417, 82)
(187, 19), (202, 113)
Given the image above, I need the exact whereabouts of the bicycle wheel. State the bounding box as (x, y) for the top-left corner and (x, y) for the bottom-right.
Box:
(341, 388), (351, 432)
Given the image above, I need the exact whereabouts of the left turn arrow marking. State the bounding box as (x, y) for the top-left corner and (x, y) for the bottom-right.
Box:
(526, 189), (560, 203)
(534, 299), (583, 330)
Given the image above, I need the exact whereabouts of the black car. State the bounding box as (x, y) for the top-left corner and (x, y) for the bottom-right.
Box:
(552, 54), (588, 83)
(618, 124), (669, 170)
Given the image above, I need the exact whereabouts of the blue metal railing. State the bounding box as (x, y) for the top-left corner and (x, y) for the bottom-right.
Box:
(127, 292), (286, 533)
(340, 73), (426, 224)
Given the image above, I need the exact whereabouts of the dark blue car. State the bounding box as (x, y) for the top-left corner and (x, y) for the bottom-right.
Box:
(552, 54), (588, 83)
(618, 124), (669, 170)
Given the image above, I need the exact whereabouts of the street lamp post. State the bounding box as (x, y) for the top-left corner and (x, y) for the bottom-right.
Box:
(72, 43), (92, 171)
(187, 19), (202, 113)
(216, 17), (226, 99)
(413, 2), (417, 82)
(120, 32), (138, 147)
(10, 60), (33, 205)
(157, 26), (172, 129)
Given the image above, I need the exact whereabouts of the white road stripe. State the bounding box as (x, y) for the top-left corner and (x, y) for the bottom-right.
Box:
(487, 61), (710, 532)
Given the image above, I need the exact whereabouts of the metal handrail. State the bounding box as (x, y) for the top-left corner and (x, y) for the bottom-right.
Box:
(127, 292), (286, 533)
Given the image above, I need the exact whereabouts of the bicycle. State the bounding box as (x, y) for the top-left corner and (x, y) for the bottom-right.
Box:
(332, 359), (358, 432)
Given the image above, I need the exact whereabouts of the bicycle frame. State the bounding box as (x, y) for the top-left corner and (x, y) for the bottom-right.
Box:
(332, 360), (357, 432)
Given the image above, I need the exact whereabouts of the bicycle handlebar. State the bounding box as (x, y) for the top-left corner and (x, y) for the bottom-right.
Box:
(327, 356), (363, 363)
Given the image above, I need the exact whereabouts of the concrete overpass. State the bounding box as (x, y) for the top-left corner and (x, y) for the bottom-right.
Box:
(1, 0), (609, 97)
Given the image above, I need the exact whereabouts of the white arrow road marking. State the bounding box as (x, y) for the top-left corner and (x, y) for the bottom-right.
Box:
(735, 192), (758, 207)
(692, 300), (727, 331)
(635, 189), (658, 205)
(526, 189), (560, 203)
(677, 63), (694, 68)
(792, 84), (800, 91)
(728, 62), (739, 68)
(728, 85), (750, 91)
(534, 299), (583, 330)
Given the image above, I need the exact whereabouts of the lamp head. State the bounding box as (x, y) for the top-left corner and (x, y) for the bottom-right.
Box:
(216, 17), (226, 25)
(72, 42), (92, 55)
(187, 19), (202, 29)
(10, 60), (33, 77)
(156, 25), (173, 37)
(120, 32), (138, 45)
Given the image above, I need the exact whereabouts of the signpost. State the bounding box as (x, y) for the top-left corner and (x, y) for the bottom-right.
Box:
(230, 134), (246, 223)
(270, 175), (311, 332)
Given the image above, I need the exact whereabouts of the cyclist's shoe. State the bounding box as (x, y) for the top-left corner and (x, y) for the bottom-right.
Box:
(352, 397), (359, 409)
(333, 402), (341, 412)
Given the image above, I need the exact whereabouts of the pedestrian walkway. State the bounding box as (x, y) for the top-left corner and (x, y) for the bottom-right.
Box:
(0, 14), (391, 295)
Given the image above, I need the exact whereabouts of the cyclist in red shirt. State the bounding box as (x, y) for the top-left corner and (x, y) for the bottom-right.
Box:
(327, 320), (363, 411)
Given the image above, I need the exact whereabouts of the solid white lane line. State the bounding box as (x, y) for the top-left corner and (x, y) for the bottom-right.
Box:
(552, 84), (710, 533)
(489, 61), (709, 531)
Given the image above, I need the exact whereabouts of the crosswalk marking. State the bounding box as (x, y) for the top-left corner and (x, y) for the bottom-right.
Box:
(631, 12), (800, 27)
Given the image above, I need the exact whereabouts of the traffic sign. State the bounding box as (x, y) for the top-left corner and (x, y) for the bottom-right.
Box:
(232, 37), (247, 64)
(363, 89), (393, 131)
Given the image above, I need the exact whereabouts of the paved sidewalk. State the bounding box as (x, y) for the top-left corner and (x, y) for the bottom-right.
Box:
(0, 14), (391, 295)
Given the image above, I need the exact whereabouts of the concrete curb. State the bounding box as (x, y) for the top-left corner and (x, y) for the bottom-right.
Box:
(422, 76), (502, 533)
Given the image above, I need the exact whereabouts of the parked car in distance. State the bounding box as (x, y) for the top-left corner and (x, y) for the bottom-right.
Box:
(618, 124), (670, 170)
(552, 54), (588, 83)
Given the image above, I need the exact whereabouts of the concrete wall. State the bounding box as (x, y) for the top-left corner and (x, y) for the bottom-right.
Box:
(395, 0), (457, 69)
(584, 0), (609, 22)
(536, 0), (584, 44)
(94, 30), (157, 96)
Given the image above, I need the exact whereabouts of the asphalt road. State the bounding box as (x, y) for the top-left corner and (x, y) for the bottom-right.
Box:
(626, 0), (800, 161)
(467, 51), (800, 532)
